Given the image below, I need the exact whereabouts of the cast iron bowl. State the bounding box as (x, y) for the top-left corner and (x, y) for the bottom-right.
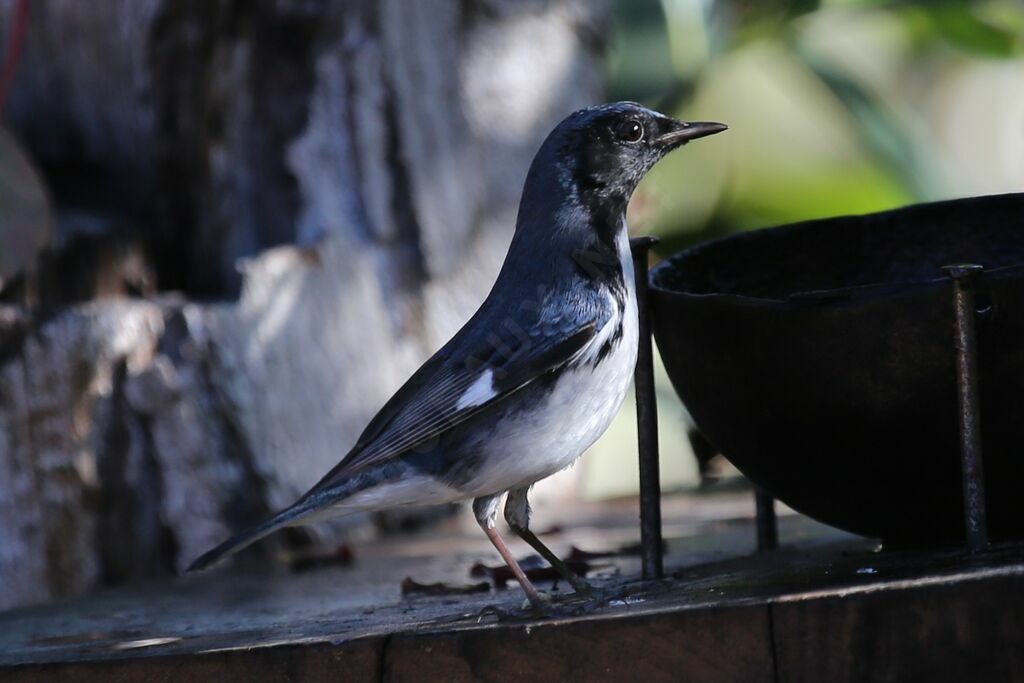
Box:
(650, 193), (1024, 545)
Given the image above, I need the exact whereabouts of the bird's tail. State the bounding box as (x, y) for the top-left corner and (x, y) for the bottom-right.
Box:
(186, 499), (321, 573)
(186, 460), (402, 573)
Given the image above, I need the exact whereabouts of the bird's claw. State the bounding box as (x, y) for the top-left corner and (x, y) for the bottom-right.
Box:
(523, 591), (552, 616)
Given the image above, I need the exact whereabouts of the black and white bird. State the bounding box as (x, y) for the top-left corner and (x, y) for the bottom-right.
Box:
(188, 102), (726, 609)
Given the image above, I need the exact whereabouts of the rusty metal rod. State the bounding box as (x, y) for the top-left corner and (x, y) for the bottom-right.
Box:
(754, 486), (778, 551)
(631, 236), (663, 580)
(943, 264), (988, 553)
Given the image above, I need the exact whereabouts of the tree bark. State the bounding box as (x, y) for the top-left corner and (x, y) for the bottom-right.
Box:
(0, 0), (604, 609)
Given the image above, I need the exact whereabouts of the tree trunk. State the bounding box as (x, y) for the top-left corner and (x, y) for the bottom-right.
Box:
(0, 0), (603, 609)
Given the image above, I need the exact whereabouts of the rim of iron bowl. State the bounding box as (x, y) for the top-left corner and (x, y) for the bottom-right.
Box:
(649, 193), (1024, 308)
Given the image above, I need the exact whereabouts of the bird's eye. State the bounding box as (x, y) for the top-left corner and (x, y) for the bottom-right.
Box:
(614, 119), (644, 143)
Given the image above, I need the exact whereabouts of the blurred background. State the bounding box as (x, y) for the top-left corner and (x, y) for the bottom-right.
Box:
(0, 0), (1021, 610)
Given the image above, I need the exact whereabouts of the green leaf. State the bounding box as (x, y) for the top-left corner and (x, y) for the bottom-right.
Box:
(928, 6), (1020, 57)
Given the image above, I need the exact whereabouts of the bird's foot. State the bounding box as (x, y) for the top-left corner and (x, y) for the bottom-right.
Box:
(523, 589), (552, 616)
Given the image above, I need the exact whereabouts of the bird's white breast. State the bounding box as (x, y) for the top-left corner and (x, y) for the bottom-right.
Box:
(465, 229), (640, 496)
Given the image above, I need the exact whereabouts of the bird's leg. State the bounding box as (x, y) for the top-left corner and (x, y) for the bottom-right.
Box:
(473, 495), (548, 612)
(504, 487), (593, 596)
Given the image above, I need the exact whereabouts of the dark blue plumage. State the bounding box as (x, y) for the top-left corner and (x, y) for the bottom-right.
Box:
(188, 102), (726, 610)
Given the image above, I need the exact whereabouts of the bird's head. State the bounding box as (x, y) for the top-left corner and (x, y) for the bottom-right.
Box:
(527, 102), (727, 221)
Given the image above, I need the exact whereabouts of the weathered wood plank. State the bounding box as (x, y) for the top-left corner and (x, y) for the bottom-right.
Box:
(384, 606), (775, 683)
(5, 525), (1024, 682)
(771, 569), (1024, 683)
(6, 639), (384, 683)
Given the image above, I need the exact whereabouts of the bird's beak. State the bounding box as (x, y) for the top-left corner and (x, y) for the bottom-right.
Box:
(654, 120), (728, 149)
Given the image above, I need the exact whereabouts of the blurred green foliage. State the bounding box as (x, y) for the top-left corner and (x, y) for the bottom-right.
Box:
(607, 0), (1024, 255)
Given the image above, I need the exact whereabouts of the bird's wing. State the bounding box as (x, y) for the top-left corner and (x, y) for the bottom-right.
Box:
(305, 304), (606, 495)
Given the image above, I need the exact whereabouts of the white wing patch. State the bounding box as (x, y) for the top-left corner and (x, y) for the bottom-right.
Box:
(455, 369), (496, 410)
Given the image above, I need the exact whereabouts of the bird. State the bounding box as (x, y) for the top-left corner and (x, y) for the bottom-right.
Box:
(187, 102), (727, 610)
